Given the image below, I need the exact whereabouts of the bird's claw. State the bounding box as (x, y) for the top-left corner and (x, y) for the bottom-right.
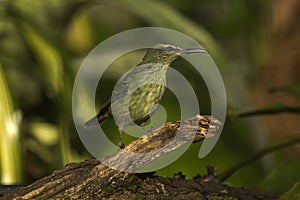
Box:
(118, 142), (125, 149)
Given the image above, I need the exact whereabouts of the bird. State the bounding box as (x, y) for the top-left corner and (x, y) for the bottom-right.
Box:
(85, 44), (208, 148)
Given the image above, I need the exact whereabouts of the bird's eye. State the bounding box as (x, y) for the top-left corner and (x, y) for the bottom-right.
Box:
(166, 46), (173, 52)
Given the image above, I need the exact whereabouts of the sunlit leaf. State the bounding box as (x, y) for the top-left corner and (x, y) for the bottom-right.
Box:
(0, 62), (23, 184)
(30, 122), (59, 146)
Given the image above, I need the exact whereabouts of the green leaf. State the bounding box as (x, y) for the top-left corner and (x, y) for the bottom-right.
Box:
(19, 22), (73, 165)
(259, 160), (300, 194)
(0, 62), (23, 184)
(280, 181), (300, 200)
(19, 22), (63, 93)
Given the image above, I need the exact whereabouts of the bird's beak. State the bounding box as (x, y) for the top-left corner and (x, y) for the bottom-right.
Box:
(180, 48), (208, 55)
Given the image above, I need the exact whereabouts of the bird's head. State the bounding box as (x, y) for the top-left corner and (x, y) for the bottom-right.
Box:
(141, 44), (207, 65)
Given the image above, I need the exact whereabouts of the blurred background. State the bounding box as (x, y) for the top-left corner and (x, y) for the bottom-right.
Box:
(1, 0), (300, 196)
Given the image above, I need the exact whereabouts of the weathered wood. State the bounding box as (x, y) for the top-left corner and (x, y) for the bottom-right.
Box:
(0, 115), (277, 199)
(102, 115), (220, 172)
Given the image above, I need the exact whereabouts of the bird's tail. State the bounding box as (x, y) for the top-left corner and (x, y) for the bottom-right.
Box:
(84, 114), (109, 127)
(84, 116), (99, 126)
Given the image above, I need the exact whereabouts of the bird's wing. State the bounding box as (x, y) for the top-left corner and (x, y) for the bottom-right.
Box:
(110, 63), (163, 103)
(111, 80), (130, 102)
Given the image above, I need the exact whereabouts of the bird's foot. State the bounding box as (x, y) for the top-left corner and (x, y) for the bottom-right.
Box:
(118, 142), (125, 149)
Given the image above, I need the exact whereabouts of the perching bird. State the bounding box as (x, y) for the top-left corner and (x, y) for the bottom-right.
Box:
(85, 44), (208, 148)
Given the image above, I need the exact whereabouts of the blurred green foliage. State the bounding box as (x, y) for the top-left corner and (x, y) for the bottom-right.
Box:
(0, 0), (299, 197)
(0, 62), (22, 184)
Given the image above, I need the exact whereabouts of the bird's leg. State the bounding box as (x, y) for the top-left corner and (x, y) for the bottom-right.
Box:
(118, 128), (125, 149)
